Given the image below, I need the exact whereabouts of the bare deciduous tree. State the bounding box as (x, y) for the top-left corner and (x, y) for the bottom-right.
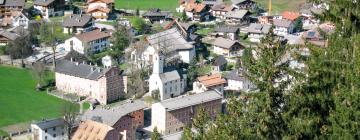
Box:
(61, 103), (78, 140)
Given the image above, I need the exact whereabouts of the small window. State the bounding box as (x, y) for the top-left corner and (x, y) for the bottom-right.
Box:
(53, 127), (56, 131)
(53, 134), (56, 138)
(45, 129), (48, 133)
(45, 136), (47, 140)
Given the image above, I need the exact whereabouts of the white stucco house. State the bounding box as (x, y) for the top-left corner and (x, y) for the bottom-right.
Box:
(33, 0), (65, 19)
(64, 29), (111, 55)
(193, 73), (227, 94)
(131, 28), (195, 67)
(149, 52), (187, 100)
(31, 118), (67, 140)
(12, 11), (30, 29)
(273, 19), (295, 36)
(247, 23), (271, 42)
(225, 70), (255, 92)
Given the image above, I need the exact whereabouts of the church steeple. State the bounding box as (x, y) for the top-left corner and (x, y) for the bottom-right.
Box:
(152, 51), (164, 74)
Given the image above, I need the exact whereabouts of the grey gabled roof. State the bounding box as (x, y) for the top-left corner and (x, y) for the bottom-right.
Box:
(159, 70), (181, 83)
(160, 90), (223, 111)
(1, 0), (25, 7)
(62, 14), (92, 27)
(81, 100), (147, 126)
(33, 118), (65, 130)
(225, 70), (245, 81)
(214, 26), (239, 33)
(142, 9), (171, 17)
(34, 0), (55, 6)
(55, 60), (110, 80)
(247, 23), (271, 34)
(213, 55), (227, 66)
(158, 90), (222, 111)
(225, 10), (249, 19)
(212, 37), (239, 49)
(147, 28), (194, 53)
(273, 19), (293, 28)
(0, 30), (19, 41)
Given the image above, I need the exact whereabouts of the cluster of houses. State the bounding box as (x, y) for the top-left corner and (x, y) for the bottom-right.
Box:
(0, 0), (337, 139)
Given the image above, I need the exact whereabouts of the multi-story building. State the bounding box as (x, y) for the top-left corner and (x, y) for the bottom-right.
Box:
(72, 120), (120, 140)
(224, 10), (250, 25)
(212, 37), (245, 57)
(55, 59), (126, 104)
(86, 0), (114, 21)
(193, 73), (227, 94)
(273, 19), (295, 36)
(34, 0), (65, 19)
(81, 100), (147, 140)
(247, 23), (271, 42)
(211, 25), (240, 40)
(225, 70), (255, 92)
(0, 0), (25, 18)
(62, 14), (94, 34)
(31, 118), (67, 140)
(210, 3), (234, 20)
(151, 90), (223, 135)
(131, 28), (195, 67)
(64, 29), (111, 55)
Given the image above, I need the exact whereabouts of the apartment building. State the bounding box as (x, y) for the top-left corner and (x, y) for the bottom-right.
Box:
(55, 59), (126, 105)
(81, 100), (147, 140)
(151, 90), (223, 135)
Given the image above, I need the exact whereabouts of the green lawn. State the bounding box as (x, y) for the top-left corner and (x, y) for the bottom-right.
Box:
(115, 0), (178, 11)
(254, 0), (306, 14)
(0, 66), (77, 127)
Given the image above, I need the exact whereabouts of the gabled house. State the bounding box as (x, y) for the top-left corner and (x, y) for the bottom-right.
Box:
(211, 25), (240, 40)
(0, 0), (25, 18)
(62, 14), (94, 34)
(225, 69), (254, 92)
(80, 100), (147, 140)
(273, 19), (294, 36)
(224, 9), (250, 25)
(55, 59), (126, 105)
(212, 37), (245, 57)
(131, 28), (195, 67)
(0, 29), (19, 45)
(183, 1), (209, 21)
(151, 90), (222, 135)
(210, 3), (234, 20)
(64, 29), (111, 55)
(193, 73), (227, 94)
(231, 0), (256, 10)
(302, 29), (326, 47)
(86, 0), (114, 21)
(142, 8), (172, 23)
(34, 0), (65, 19)
(212, 55), (227, 72)
(31, 118), (67, 140)
(247, 23), (271, 42)
(12, 10), (30, 29)
(72, 120), (120, 140)
(163, 19), (200, 43)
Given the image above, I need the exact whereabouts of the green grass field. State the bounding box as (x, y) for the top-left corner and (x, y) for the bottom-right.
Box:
(115, 0), (178, 11)
(254, 0), (306, 14)
(115, 0), (305, 13)
(0, 66), (77, 127)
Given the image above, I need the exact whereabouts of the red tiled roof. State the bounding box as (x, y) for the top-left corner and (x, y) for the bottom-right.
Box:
(197, 73), (227, 88)
(86, 5), (111, 13)
(185, 2), (206, 13)
(282, 11), (300, 21)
